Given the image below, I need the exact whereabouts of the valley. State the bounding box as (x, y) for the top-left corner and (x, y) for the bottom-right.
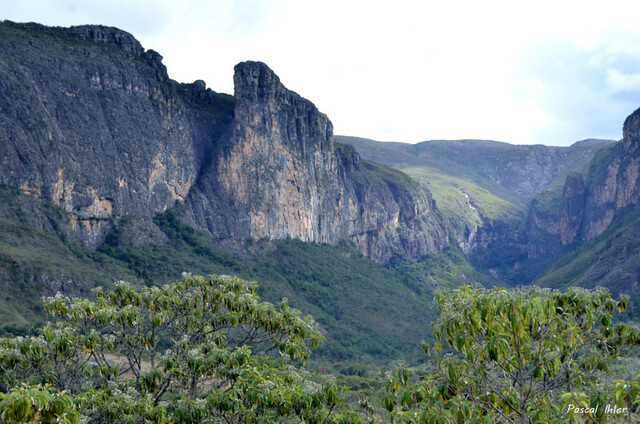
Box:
(1, 20), (640, 370)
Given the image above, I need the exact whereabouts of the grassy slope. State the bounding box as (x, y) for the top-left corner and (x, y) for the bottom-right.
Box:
(0, 219), (136, 331)
(0, 186), (138, 333)
(101, 210), (435, 363)
(533, 208), (640, 318)
(401, 165), (521, 241)
(101, 209), (497, 365)
(0, 186), (491, 365)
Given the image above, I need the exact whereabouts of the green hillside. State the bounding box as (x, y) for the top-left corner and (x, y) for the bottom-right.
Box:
(0, 186), (492, 365)
(0, 186), (138, 332)
(98, 207), (497, 364)
(400, 165), (521, 244)
(534, 207), (640, 315)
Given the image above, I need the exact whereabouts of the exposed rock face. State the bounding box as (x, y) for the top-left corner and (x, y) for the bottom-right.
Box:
(0, 22), (447, 262)
(0, 21), (234, 247)
(528, 108), (640, 247)
(69, 25), (145, 56)
(580, 109), (640, 239)
(187, 61), (447, 262)
(561, 174), (587, 242)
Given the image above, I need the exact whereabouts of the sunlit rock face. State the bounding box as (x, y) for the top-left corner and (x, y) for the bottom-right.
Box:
(578, 108), (640, 240)
(186, 61), (448, 262)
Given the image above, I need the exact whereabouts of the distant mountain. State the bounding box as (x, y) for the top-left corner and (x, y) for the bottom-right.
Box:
(336, 136), (613, 255)
(337, 137), (612, 202)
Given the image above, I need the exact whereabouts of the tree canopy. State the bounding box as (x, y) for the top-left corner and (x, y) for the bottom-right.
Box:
(0, 274), (353, 423)
(3, 277), (640, 423)
(384, 285), (640, 423)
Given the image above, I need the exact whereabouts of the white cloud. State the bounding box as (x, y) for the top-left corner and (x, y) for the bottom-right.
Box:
(606, 69), (640, 93)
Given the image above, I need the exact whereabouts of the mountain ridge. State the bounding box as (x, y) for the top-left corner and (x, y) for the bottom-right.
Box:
(0, 21), (448, 263)
(337, 135), (615, 204)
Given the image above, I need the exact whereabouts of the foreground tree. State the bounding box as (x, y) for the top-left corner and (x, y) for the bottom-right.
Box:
(0, 274), (355, 423)
(385, 285), (640, 423)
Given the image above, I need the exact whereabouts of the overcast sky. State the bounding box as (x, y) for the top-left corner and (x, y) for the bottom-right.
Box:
(3, 0), (640, 145)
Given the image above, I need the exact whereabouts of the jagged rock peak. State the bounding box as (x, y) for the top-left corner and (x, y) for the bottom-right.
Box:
(234, 61), (284, 103)
(623, 106), (640, 152)
(232, 60), (333, 143)
(71, 24), (168, 80)
(70, 24), (144, 56)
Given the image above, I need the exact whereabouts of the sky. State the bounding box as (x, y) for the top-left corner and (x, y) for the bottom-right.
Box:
(3, 0), (640, 146)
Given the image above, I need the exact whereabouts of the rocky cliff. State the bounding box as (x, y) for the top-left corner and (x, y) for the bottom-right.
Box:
(527, 107), (640, 247)
(527, 108), (640, 294)
(0, 21), (447, 262)
(0, 21), (234, 247)
(186, 61), (447, 262)
(581, 109), (640, 239)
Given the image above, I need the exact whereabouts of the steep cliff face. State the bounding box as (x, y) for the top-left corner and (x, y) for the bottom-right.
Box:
(530, 110), (640, 293)
(580, 110), (640, 239)
(527, 108), (640, 248)
(0, 22), (446, 262)
(186, 61), (448, 262)
(0, 21), (233, 246)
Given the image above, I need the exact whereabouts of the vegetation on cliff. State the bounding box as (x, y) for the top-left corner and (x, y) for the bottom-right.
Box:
(0, 190), (469, 364)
